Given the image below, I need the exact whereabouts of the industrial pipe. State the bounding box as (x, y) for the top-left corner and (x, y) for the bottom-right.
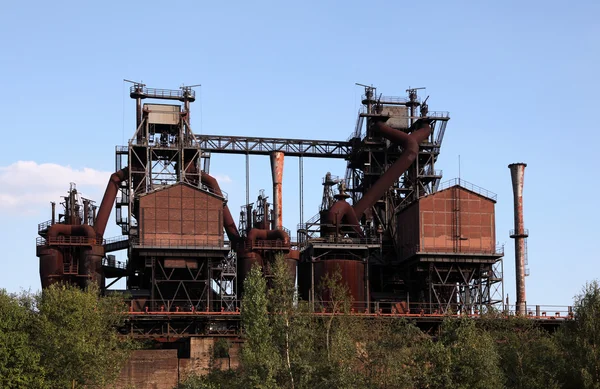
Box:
(509, 163), (528, 315)
(246, 227), (290, 246)
(270, 151), (284, 230)
(324, 199), (363, 237)
(353, 120), (432, 218)
(95, 167), (129, 238)
(201, 172), (240, 243)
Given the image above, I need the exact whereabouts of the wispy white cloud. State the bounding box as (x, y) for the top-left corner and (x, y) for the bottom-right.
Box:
(0, 161), (235, 215)
(0, 161), (111, 214)
(213, 174), (233, 184)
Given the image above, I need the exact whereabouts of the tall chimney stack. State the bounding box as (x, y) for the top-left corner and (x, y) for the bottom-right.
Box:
(270, 151), (284, 229)
(508, 163), (528, 315)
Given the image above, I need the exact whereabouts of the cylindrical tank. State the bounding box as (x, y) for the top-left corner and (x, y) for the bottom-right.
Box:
(237, 252), (263, 297)
(80, 245), (105, 289)
(314, 259), (365, 310)
(38, 247), (63, 288)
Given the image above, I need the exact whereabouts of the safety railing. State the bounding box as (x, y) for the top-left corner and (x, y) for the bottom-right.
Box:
(38, 220), (53, 232)
(509, 229), (529, 237)
(36, 235), (101, 247)
(130, 237), (230, 249)
(130, 86), (195, 100)
(102, 257), (128, 270)
(362, 95), (411, 104)
(125, 299), (241, 315)
(503, 305), (573, 320)
(122, 299), (574, 321)
(402, 243), (504, 257)
(238, 240), (291, 251)
(435, 178), (497, 201)
(424, 111), (450, 118)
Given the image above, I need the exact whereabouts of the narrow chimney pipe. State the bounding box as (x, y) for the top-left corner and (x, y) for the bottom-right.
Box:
(51, 202), (56, 225)
(270, 151), (284, 230)
(509, 163), (528, 315)
(83, 199), (89, 225)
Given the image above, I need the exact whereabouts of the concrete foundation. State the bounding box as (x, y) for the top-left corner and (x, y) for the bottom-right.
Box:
(114, 337), (241, 389)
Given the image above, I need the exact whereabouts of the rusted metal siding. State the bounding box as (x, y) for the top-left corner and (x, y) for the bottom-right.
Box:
(145, 104), (180, 125)
(396, 185), (497, 259)
(139, 183), (224, 246)
(395, 201), (420, 261)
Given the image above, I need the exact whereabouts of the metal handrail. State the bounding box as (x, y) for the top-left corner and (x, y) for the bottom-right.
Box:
(121, 298), (573, 320)
(37, 236), (101, 247)
(38, 220), (53, 232)
(434, 178), (497, 200)
(425, 111), (450, 118)
(130, 86), (195, 100)
(102, 257), (127, 269)
(402, 243), (504, 256)
(509, 229), (529, 236)
(130, 238), (230, 249)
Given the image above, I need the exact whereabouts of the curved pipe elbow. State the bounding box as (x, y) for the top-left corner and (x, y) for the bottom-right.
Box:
(201, 172), (241, 243)
(95, 167), (129, 238)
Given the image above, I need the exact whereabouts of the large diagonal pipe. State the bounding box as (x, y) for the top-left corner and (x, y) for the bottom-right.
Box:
(353, 120), (432, 218)
(201, 172), (240, 243)
(95, 167), (129, 238)
(324, 120), (431, 236)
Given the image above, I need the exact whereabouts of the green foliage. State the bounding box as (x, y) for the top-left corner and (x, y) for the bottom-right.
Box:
(439, 317), (505, 389)
(241, 263), (278, 388)
(34, 284), (132, 388)
(0, 285), (132, 389)
(0, 290), (46, 389)
(556, 280), (600, 389)
(176, 277), (600, 389)
(177, 370), (244, 389)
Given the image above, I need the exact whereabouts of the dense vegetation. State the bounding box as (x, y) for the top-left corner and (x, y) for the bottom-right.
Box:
(2, 258), (600, 389)
(179, 255), (600, 389)
(0, 285), (132, 388)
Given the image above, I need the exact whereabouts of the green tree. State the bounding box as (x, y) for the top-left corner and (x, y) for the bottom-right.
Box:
(34, 284), (132, 388)
(556, 280), (600, 389)
(439, 317), (504, 389)
(478, 314), (562, 389)
(241, 263), (278, 388)
(0, 290), (46, 389)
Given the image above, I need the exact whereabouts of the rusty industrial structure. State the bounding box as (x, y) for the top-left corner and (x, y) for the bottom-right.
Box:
(36, 83), (516, 338)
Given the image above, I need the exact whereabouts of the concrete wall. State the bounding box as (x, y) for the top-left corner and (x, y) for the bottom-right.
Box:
(116, 350), (179, 389)
(115, 337), (241, 389)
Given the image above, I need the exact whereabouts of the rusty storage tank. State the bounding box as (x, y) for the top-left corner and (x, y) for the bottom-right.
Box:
(313, 259), (365, 309)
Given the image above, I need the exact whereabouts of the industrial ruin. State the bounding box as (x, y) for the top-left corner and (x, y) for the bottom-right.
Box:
(36, 83), (512, 338)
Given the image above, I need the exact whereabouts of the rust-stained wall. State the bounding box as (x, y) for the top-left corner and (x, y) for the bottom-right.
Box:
(396, 185), (496, 261)
(139, 183), (224, 246)
(116, 350), (179, 389)
(115, 339), (241, 389)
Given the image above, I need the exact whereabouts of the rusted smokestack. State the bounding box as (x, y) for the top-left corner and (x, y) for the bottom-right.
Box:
(509, 163), (528, 315)
(270, 151), (284, 230)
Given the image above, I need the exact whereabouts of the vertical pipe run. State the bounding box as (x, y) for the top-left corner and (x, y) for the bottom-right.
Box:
(51, 202), (56, 225)
(83, 200), (89, 225)
(509, 163), (528, 315)
(270, 151), (284, 230)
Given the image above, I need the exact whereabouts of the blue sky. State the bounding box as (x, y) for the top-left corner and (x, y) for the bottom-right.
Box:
(1, 0), (598, 307)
